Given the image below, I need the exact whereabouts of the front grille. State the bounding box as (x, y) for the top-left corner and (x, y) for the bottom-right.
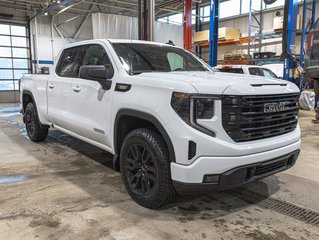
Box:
(222, 94), (299, 142)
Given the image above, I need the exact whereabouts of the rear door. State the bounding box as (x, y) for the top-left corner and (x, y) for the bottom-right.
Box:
(48, 45), (87, 131)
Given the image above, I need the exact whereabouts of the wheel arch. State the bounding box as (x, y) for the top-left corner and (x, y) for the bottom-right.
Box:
(113, 109), (176, 171)
(22, 90), (36, 112)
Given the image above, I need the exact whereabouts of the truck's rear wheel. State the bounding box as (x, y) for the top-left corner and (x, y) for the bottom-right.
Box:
(120, 128), (175, 209)
(25, 102), (48, 142)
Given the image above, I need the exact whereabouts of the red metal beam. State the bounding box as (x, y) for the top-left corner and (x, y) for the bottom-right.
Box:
(183, 0), (192, 50)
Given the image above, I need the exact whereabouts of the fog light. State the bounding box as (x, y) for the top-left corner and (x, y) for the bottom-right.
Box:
(203, 174), (220, 183)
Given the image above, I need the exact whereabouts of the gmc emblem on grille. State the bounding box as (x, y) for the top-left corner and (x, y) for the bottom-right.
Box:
(264, 102), (289, 113)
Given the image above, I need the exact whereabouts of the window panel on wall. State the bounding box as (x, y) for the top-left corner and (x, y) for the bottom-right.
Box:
(11, 37), (27, 47)
(0, 47), (12, 57)
(12, 48), (28, 58)
(0, 81), (14, 91)
(14, 69), (28, 79)
(0, 69), (13, 79)
(0, 58), (12, 68)
(220, 0), (240, 19)
(0, 36), (11, 46)
(10, 25), (26, 36)
(168, 13), (182, 25)
(0, 24), (10, 35)
(0, 24), (30, 91)
(13, 59), (29, 68)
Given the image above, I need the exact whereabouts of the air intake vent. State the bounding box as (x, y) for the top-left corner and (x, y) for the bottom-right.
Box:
(188, 141), (196, 160)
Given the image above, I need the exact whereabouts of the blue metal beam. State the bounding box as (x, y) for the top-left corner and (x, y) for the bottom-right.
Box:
(208, 0), (219, 67)
(282, 0), (299, 82)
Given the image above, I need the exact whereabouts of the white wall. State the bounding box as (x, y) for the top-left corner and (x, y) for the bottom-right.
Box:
(92, 13), (183, 47)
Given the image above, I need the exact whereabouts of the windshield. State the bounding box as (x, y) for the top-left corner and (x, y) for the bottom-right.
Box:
(112, 43), (210, 75)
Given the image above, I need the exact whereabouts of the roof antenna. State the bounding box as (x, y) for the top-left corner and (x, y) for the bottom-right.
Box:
(166, 40), (175, 46)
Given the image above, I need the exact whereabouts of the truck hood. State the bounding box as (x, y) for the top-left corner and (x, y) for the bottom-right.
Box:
(138, 71), (299, 95)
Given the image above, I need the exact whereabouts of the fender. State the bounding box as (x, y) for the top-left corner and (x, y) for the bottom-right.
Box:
(113, 109), (176, 169)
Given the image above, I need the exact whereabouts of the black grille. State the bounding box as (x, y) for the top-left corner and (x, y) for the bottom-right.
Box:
(222, 94), (299, 142)
(188, 141), (197, 160)
(255, 159), (287, 176)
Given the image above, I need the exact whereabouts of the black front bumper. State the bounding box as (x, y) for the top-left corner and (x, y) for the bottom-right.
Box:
(173, 150), (300, 194)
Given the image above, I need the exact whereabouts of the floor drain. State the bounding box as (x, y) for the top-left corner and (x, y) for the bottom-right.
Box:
(229, 188), (319, 227)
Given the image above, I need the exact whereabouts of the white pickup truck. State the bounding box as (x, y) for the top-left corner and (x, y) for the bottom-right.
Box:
(20, 39), (301, 209)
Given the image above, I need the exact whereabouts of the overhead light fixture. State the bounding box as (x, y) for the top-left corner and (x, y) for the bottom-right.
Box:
(44, 12), (48, 15)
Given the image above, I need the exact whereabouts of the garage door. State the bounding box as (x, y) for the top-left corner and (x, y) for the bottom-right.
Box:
(0, 23), (31, 95)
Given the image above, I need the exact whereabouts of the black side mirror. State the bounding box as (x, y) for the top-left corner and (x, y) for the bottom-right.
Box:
(79, 65), (114, 90)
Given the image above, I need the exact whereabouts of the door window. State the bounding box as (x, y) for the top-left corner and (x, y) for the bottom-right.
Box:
(218, 68), (244, 74)
(167, 52), (184, 71)
(249, 67), (262, 76)
(262, 68), (278, 78)
(56, 44), (114, 78)
(82, 45), (114, 78)
(56, 45), (87, 77)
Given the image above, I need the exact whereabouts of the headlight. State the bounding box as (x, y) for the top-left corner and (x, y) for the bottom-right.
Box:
(171, 92), (218, 137)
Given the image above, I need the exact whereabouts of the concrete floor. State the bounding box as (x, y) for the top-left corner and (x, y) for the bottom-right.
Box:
(0, 103), (319, 240)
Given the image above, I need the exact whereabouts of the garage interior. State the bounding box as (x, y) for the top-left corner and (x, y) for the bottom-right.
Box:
(1, 0), (319, 239)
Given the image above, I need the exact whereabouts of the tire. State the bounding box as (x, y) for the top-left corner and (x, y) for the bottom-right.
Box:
(25, 102), (49, 142)
(120, 128), (175, 209)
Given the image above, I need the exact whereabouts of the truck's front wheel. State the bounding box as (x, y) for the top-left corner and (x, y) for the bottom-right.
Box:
(25, 102), (48, 142)
(120, 128), (175, 209)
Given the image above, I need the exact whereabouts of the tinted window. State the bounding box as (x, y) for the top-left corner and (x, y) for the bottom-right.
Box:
(262, 68), (278, 78)
(249, 67), (262, 76)
(57, 44), (113, 78)
(82, 44), (114, 78)
(218, 68), (244, 74)
(112, 43), (208, 75)
(56, 45), (87, 77)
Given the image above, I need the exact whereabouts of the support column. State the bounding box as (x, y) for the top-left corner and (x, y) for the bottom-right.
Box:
(183, 0), (192, 50)
(195, 3), (202, 56)
(148, 0), (155, 41)
(208, 0), (219, 67)
(138, 0), (142, 40)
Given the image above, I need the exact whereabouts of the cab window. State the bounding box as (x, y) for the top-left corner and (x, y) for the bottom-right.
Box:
(167, 52), (184, 71)
(262, 68), (278, 78)
(249, 67), (262, 76)
(56, 44), (114, 78)
(56, 45), (87, 78)
(218, 68), (244, 74)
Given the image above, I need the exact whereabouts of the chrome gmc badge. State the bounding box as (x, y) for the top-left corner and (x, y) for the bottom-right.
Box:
(264, 102), (289, 113)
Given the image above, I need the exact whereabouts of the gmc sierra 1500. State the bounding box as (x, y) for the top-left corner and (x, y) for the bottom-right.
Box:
(20, 39), (301, 209)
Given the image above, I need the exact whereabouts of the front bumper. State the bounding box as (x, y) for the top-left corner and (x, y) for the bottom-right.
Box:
(171, 140), (300, 193)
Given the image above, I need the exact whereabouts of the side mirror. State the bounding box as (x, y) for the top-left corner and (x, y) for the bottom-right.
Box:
(79, 65), (114, 90)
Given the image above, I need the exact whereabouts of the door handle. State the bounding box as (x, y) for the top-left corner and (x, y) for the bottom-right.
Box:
(72, 85), (81, 93)
(48, 82), (54, 89)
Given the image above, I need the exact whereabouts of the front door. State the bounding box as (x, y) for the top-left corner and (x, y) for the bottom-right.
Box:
(69, 44), (115, 147)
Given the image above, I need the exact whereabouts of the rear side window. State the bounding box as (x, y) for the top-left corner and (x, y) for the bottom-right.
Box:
(218, 68), (244, 74)
(56, 45), (87, 77)
(56, 44), (114, 78)
(249, 67), (262, 76)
